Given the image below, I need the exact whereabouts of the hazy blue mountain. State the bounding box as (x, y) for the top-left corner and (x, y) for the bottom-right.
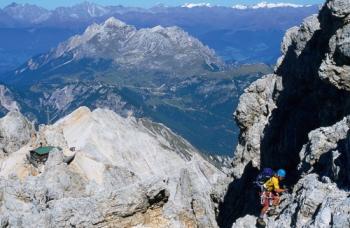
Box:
(0, 3), (317, 154)
(0, 2), (319, 73)
(5, 17), (223, 84)
(0, 18), (272, 155)
(3, 2), (51, 25)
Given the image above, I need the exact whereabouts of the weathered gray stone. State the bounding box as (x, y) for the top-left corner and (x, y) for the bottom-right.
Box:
(0, 111), (34, 156)
(266, 174), (349, 227)
(232, 74), (281, 178)
(0, 107), (228, 227)
(319, 55), (350, 91)
(221, 0), (350, 227)
(319, 23), (350, 91)
(337, 24), (350, 61)
(276, 15), (320, 69)
(326, 0), (350, 18)
(298, 116), (350, 184)
(0, 85), (20, 114)
(232, 215), (257, 227)
(233, 175), (350, 228)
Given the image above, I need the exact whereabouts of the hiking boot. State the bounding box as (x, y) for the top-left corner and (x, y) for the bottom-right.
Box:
(267, 208), (279, 216)
(256, 218), (266, 227)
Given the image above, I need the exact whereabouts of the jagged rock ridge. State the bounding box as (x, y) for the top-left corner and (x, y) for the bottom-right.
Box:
(0, 107), (229, 227)
(0, 84), (19, 114)
(11, 17), (222, 83)
(218, 0), (350, 227)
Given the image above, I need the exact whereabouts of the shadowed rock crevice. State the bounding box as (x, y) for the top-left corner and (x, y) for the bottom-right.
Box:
(217, 0), (350, 227)
(260, 4), (350, 185)
(312, 131), (350, 188)
(216, 162), (259, 228)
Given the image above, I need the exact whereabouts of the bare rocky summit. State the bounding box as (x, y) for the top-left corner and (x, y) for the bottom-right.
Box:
(218, 0), (350, 227)
(0, 107), (229, 227)
(16, 17), (222, 76)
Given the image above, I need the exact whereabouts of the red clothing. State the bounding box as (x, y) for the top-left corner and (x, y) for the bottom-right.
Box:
(261, 191), (279, 207)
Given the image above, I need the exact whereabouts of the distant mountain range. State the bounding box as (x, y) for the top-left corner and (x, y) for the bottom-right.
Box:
(12, 17), (222, 83)
(0, 2), (319, 155)
(184, 2), (312, 9)
(0, 18), (272, 155)
(0, 2), (319, 30)
(0, 2), (319, 73)
(231, 2), (313, 9)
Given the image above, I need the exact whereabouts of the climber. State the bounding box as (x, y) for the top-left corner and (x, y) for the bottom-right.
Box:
(258, 169), (287, 221)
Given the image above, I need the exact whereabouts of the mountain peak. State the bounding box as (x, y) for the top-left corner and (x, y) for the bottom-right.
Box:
(2, 2), (50, 23)
(0, 106), (226, 227)
(181, 3), (212, 8)
(25, 18), (222, 74)
(150, 25), (165, 32)
(232, 1), (312, 10)
(9, 17), (223, 86)
(103, 17), (127, 28)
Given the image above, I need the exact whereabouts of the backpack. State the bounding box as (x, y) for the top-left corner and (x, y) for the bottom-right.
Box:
(254, 168), (275, 191)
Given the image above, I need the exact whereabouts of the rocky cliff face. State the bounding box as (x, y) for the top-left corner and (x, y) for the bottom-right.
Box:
(11, 17), (222, 82)
(218, 0), (350, 227)
(0, 107), (229, 227)
(0, 84), (19, 115)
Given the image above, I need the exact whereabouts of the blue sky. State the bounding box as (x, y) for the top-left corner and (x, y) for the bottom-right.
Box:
(0, 0), (325, 9)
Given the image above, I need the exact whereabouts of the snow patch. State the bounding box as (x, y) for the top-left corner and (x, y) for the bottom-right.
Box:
(232, 4), (248, 10)
(182, 3), (212, 8)
(103, 17), (127, 28)
(232, 1), (311, 10)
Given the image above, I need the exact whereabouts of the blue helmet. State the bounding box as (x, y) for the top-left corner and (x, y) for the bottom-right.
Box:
(277, 169), (286, 178)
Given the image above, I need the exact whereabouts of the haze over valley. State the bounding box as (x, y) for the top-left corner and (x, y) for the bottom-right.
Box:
(0, 2), (319, 155)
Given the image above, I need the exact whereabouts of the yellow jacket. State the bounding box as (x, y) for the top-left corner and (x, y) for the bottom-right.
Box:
(264, 176), (280, 192)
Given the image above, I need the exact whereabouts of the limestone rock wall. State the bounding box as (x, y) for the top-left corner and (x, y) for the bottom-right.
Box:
(219, 0), (350, 227)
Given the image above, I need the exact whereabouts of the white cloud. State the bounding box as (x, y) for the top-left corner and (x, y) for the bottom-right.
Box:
(181, 3), (212, 8)
(232, 1), (312, 10)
